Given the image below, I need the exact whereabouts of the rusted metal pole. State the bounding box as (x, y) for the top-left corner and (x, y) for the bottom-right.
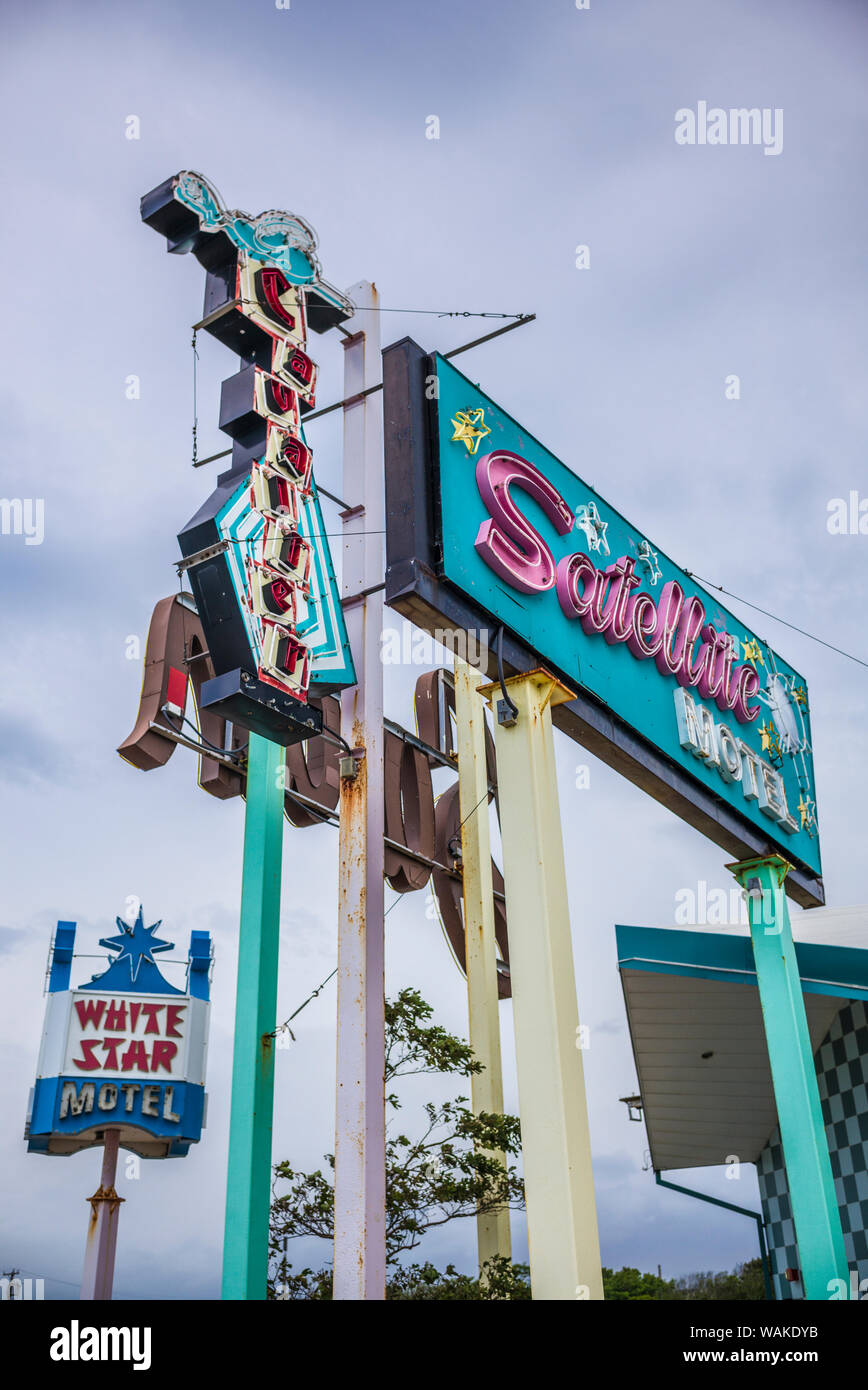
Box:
(333, 281), (387, 1300)
(454, 657), (512, 1275)
(80, 1129), (124, 1300)
(478, 669), (603, 1300)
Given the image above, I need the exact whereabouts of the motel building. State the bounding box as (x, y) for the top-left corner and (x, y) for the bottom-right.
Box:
(617, 905), (868, 1299)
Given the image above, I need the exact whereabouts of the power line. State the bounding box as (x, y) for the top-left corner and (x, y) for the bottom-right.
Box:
(685, 571), (868, 671)
(190, 312), (537, 446)
(213, 296), (528, 322)
(347, 307), (529, 319)
(2, 1264), (80, 1290)
(268, 891), (418, 1042)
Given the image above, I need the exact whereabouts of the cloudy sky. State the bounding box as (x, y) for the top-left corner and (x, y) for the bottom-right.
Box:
(1, 0), (866, 1299)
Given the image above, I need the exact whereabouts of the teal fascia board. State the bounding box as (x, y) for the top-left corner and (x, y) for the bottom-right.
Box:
(615, 924), (868, 1003)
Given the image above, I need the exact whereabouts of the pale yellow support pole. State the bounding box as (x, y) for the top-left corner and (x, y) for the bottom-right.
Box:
(478, 668), (603, 1301)
(453, 658), (512, 1275)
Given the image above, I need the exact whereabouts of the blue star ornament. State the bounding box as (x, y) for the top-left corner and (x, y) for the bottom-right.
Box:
(82, 907), (183, 995)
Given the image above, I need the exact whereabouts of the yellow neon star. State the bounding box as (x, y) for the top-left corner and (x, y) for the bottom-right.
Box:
(798, 797), (816, 831)
(792, 685), (808, 708)
(742, 638), (764, 667)
(758, 720), (782, 761)
(450, 408), (490, 456)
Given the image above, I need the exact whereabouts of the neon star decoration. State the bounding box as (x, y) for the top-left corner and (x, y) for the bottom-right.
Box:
(798, 795), (817, 835)
(748, 659), (814, 801)
(742, 638), (765, 667)
(575, 502), (610, 556)
(84, 906), (183, 995)
(635, 539), (661, 586)
(450, 408), (490, 456)
(792, 684), (808, 709)
(758, 720), (783, 763)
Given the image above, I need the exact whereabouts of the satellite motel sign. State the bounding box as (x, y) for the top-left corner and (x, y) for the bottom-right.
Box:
(383, 341), (823, 907)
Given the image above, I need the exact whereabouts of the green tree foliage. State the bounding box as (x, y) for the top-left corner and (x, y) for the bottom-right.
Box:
(602, 1266), (675, 1300)
(271, 1257), (533, 1301)
(671, 1257), (768, 1301)
(268, 989), (771, 1302)
(600, 1258), (768, 1302)
(269, 988), (527, 1299)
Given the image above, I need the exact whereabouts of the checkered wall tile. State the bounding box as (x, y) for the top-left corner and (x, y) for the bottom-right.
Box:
(757, 1000), (868, 1300)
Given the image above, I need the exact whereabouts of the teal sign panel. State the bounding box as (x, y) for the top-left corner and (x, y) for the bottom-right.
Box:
(434, 353), (821, 879)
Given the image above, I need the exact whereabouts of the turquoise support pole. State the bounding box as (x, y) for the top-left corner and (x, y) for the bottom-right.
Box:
(222, 732), (285, 1300)
(728, 855), (849, 1301)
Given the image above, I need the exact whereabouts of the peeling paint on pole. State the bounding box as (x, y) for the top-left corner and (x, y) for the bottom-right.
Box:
(479, 669), (604, 1300)
(333, 283), (387, 1300)
(454, 658), (512, 1274)
(80, 1129), (124, 1301)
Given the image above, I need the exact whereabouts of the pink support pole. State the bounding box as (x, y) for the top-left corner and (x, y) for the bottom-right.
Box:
(80, 1129), (124, 1300)
(333, 281), (387, 1300)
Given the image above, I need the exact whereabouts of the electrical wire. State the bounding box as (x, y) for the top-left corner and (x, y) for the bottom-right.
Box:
(1, 1264), (80, 1291)
(71, 953), (190, 963)
(455, 787), (491, 834)
(191, 329), (199, 467)
(268, 886), (424, 1043)
(283, 786), (337, 825)
(495, 625), (519, 722)
(684, 571), (868, 670)
(319, 728), (354, 757)
(346, 307), (530, 320)
(230, 294), (530, 323)
(270, 966), (338, 1040)
(160, 708), (247, 763)
(188, 294), (860, 676)
(235, 295), (529, 321)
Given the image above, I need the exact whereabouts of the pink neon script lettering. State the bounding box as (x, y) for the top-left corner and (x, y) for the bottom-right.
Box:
(625, 590), (663, 659)
(556, 553), (639, 642)
(652, 581), (705, 681)
(473, 449), (761, 725)
(474, 450), (574, 594)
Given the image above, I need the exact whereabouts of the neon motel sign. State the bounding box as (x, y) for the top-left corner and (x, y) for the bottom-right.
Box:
(382, 346), (822, 901)
(27, 913), (211, 1159)
(141, 170), (356, 746)
(474, 448), (792, 831)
